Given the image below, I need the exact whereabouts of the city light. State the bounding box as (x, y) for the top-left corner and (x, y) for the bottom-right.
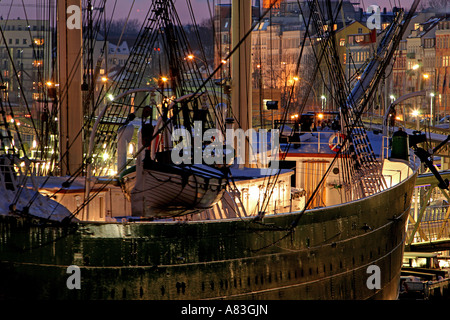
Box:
(423, 73), (429, 79)
(101, 77), (108, 83)
(321, 95), (326, 111)
(128, 143), (134, 155)
(412, 64), (420, 70)
(293, 76), (299, 81)
(412, 109), (420, 117)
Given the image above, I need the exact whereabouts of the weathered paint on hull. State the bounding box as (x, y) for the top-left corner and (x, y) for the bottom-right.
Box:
(0, 171), (416, 300)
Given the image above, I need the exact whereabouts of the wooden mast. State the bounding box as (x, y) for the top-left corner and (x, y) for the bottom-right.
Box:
(57, 0), (83, 176)
(231, 0), (252, 167)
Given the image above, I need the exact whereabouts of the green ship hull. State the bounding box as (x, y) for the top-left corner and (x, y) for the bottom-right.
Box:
(0, 167), (416, 300)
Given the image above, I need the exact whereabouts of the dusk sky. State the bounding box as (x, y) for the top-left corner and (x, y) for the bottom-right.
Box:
(0, 0), (419, 25)
(98, 0), (418, 23)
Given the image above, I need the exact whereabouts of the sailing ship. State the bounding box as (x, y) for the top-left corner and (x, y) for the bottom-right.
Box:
(0, 0), (425, 300)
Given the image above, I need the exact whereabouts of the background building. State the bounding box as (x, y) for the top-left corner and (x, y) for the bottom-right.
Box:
(0, 18), (52, 112)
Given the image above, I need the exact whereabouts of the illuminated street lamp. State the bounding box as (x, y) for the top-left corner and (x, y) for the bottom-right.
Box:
(321, 95), (326, 111)
(186, 54), (208, 66)
(389, 94), (395, 104)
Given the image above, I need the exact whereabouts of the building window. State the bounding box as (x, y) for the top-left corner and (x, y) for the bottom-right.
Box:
(339, 38), (345, 46)
(358, 28), (363, 34)
(23, 39), (27, 45)
(15, 39), (19, 45)
(444, 56), (450, 67)
(355, 35), (364, 43)
(33, 38), (44, 46)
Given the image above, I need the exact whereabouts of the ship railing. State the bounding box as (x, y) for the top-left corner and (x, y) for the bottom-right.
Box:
(280, 130), (336, 153)
(381, 135), (390, 161)
(263, 198), (303, 215)
(0, 155), (51, 191)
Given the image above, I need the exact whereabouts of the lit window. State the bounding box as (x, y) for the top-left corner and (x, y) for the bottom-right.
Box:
(33, 38), (44, 46)
(355, 35), (364, 43)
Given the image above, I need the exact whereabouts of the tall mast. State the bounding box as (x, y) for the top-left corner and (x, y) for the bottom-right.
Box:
(57, 0), (83, 176)
(231, 0), (252, 167)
